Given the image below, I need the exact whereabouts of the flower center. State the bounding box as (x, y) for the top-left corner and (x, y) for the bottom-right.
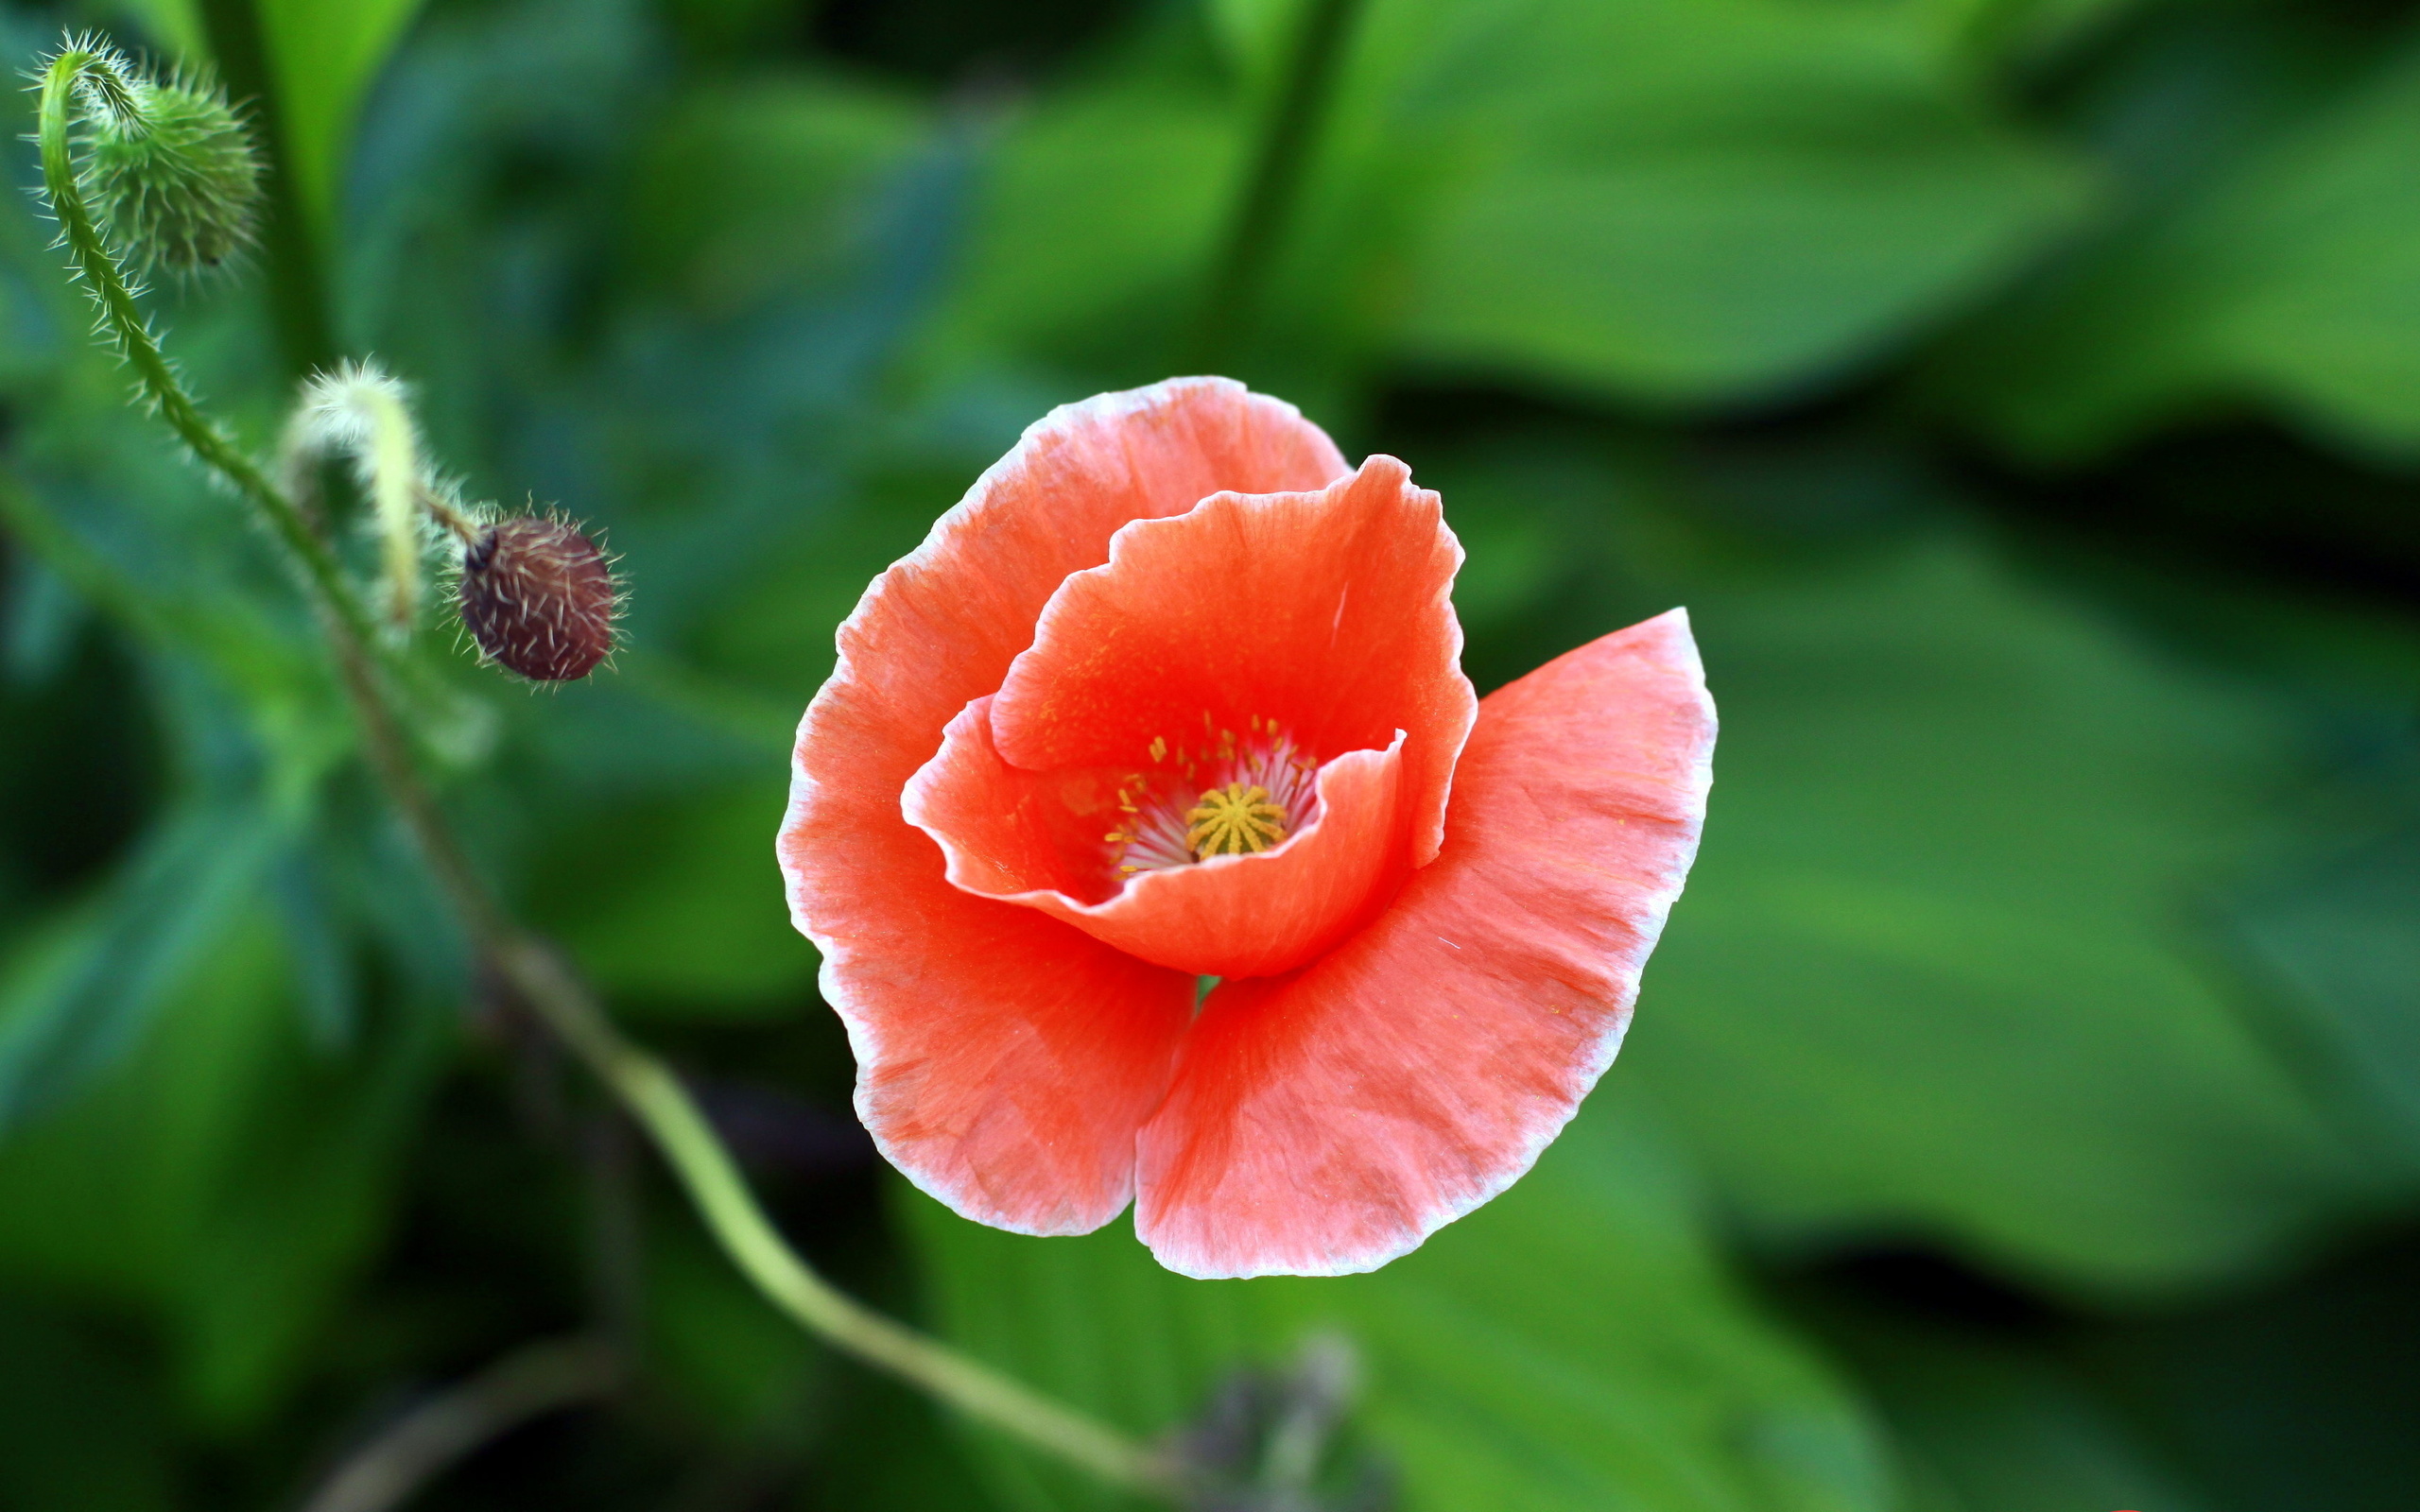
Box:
(1185, 783), (1287, 858)
(1104, 716), (1322, 879)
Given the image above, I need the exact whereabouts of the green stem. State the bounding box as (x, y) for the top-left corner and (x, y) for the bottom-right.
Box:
(343, 642), (1179, 1494)
(32, 43), (1178, 1504)
(38, 47), (379, 661)
(497, 940), (1174, 1494)
(1190, 0), (1367, 370)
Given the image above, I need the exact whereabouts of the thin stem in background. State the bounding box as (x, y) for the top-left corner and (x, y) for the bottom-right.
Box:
(32, 46), (1181, 1507)
(297, 1334), (624, 1512)
(1190, 0), (1368, 372)
(193, 0), (338, 378)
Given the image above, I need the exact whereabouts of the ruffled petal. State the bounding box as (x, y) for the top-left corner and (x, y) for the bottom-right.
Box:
(781, 379), (1343, 1232)
(990, 457), (1477, 868)
(907, 698), (1409, 977)
(1132, 610), (1717, 1277)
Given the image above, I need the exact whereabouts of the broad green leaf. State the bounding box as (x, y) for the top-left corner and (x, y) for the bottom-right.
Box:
(646, 1213), (827, 1442)
(0, 798), (280, 1132)
(0, 1301), (177, 1512)
(2063, 1229), (2420, 1510)
(916, 66), (1243, 386)
(626, 74), (927, 318)
(905, 1100), (1896, 1512)
(0, 913), (442, 1425)
(1433, 448), (2386, 1296)
(1894, 0), (2148, 66)
(0, 456), (352, 782)
(2227, 813), (2420, 1170)
(957, 0), (2090, 404)
(259, 0), (430, 232)
(1934, 21), (2420, 462)
(529, 777), (815, 1017)
(115, 0), (203, 56)
(1214, 0), (2146, 77)
(1814, 1313), (2216, 1512)
(1634, 537), (2385, 1295)
(1363, 0), (2098, 402)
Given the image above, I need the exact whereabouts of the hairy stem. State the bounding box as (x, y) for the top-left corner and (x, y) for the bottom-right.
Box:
(35, 43), (1176, 1504)
(343, 641), (1174, 1493)
(38, 47), (383, 661)
(1190, 0), (1368, 369)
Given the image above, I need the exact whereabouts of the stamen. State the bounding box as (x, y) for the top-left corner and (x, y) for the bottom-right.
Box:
(1185, 783), (1288, 858)
(1110, 716), (1322, 878)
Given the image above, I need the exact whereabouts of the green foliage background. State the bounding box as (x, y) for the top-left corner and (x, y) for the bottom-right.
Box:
(1, 0), (2417, 1506)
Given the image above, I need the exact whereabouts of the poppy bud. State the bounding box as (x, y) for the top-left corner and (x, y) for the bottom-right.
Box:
(457, 517), (618, 682)
(81, 71), (260, 275)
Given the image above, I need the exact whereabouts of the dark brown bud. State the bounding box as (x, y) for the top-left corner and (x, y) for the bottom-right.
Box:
(458, 517), (617, 681)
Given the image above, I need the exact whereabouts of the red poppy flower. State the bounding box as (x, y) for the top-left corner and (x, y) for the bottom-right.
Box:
(779, 379), (1714, 1278)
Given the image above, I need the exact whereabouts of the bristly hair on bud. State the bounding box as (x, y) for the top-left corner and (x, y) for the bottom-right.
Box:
(285, 361), (443, 634)
(457, 513), (622, 683)
(76, 61), (260, 276)
(49, 35), (142, 134)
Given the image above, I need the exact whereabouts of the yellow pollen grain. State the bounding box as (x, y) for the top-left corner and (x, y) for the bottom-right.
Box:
(1150, 735), (1167, 763)
(1185, 782), (1288, 859)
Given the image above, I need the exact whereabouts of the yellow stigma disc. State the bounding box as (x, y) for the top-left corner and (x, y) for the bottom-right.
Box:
(1184, 782), (1287, 859)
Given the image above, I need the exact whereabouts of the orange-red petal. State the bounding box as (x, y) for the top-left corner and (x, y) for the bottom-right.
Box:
(1132, 610), (1717, 1276)
(907, 700), (1409, 977)
(780, 379), (1345, 1233)
(990, 457), (1475, 868)
(909, 459), (1476, 975)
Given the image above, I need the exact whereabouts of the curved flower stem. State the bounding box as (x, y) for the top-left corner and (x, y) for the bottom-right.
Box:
(36, 46), (384, 662)
(35, 46), (1179, 1507)
(495, 940), (1174, 1493)
(1191, 0), (1368, 369)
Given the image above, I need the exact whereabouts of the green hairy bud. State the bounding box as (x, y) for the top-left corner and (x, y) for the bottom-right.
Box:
(81, 70), (260, 275)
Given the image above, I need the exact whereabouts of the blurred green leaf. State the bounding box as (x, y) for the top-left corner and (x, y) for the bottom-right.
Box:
(1935, 19), (2420, 462)
(270, 831), (360, 1050)
(626, 75), (927, 318)
(259, 0), (430, 231)
(0, 797), (280, 1133)
(2227, 813), (2420, 1173)
(646, 1213), (827, 1441)
(0, 465), (351, 785)
(116, 0), (205, 56)
(1638, 536), (2385, 1295)
(1813, 1311), (2215, 1512)
(916, 60), (1242, 385)
(940, 0), (2091, 404)
(905, 1101), (1896, 1512)
(1, 554), (81, 686)
(2067, 1226), (2420, 1512)
(1434, 448), (2387, 1296)
(0, 1300), (177, 1512)
(0, 912), (442, 1425)
(1360, 0), (2098, 403)
(531, 778), (813, 1017)
(1901, 0), (2147, 68)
